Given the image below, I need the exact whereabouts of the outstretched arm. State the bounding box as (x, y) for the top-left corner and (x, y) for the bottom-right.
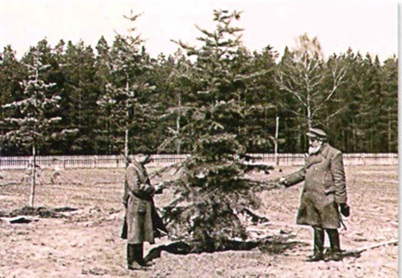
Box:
(278, 167), (306, 187)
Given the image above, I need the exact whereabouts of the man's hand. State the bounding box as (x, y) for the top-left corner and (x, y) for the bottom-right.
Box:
(157, 185), (165, 194)
(277, 177), (288, 188)
(339, 203), (350, 217)
(140, 183), (155, 195)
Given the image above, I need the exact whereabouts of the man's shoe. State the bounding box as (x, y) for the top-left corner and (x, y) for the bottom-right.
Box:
(324, 250), (343, 262)
(306, 252), (324, 262)
(139, 259), (154, 267)
(127, 244), (147, 270)
(128, 261), (147, 270)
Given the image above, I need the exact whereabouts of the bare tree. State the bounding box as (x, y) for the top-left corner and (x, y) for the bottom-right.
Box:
(276, 33), (347, 129)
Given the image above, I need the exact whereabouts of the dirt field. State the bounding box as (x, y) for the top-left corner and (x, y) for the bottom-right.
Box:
(0, 165), (398, 278)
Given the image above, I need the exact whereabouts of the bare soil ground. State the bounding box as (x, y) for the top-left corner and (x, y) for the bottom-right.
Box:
(0, 165), (398, 278)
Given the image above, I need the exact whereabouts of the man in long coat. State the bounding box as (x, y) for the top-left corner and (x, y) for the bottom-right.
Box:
(278, 128), (350, 262)
(122, 154), (156, 270)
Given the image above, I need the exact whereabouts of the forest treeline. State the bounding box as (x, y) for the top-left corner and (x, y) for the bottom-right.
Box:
(0, 10), (397, 156)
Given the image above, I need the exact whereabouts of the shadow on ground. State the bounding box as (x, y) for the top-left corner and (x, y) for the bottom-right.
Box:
(0, 206), (78, 218)
(145, 234), (309, 263)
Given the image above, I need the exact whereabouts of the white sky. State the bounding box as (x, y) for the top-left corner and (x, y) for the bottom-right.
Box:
(0, 0), (398, 61)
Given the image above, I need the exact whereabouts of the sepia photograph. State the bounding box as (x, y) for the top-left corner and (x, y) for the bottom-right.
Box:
(0, 0), (398, 277)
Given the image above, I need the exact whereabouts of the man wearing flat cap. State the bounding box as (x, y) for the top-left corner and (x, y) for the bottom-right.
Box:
(278, 127), (350, 262)
(121, 154), (167, 270)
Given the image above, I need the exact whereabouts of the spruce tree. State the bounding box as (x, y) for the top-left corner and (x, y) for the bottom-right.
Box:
(0, 45), (24, 155)
(157, 50), (195, 154)
(381, 56), (398, 153)
(97, 12), (155, 160)
(94, 37), (114, 154)
(1, 44), (63, 207)
(60, 40), (98, 154)
(161, 10), (273, 251)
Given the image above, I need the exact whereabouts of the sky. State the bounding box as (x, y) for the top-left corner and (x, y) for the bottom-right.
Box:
(0, 0), (399, 61)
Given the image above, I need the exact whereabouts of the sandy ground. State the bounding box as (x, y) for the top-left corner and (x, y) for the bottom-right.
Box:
(0, 165), (398, 278)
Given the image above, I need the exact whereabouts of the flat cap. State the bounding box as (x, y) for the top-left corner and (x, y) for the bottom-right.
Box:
(306, 128), (327, 139)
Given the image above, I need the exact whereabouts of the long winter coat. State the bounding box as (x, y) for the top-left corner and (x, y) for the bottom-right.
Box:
(284, 143), (347, 229)
(122, 161), (155, 244)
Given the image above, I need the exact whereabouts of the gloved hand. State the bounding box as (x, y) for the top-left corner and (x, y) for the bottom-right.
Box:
(339, 203), (350, 217)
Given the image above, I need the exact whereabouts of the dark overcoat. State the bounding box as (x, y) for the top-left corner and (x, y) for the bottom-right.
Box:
(122, 161), (155, 244)
(284, 143), (347, 229)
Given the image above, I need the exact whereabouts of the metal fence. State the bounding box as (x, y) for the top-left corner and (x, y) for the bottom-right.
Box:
(0, 153), (397, 170)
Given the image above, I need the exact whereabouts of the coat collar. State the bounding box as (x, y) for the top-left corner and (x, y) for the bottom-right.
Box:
(131, 160), (147, 176)
(305, 143), (329, 168)
(320, 143), (330, 159)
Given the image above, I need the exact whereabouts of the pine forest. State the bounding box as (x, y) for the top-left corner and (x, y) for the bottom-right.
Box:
(0, 10), (397, 157)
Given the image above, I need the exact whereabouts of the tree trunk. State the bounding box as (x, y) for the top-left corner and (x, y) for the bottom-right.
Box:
(387, 108), (392, 153)
(352, 119), (356, 152)
(274, 116), (279, 166)
(124, 78), (130, 167)
(176, 96), (182, 155)
(176, 114), (181, 154)
(125, 128), (129, 167)
(29, 144), (36, 207)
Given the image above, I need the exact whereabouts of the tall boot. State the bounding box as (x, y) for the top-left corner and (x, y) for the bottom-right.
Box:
(306, 227), (324, 262)
(137, 243), (154, 267)
(127, 244), (144, 270)
(325, 229), (342, 261)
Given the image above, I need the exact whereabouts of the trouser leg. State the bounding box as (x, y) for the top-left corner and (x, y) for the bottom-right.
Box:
(138, 243), (153, 267)
(306, 227), (324, 262)
(325, 229), (342, 261)
(127, 243), (144, 270)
